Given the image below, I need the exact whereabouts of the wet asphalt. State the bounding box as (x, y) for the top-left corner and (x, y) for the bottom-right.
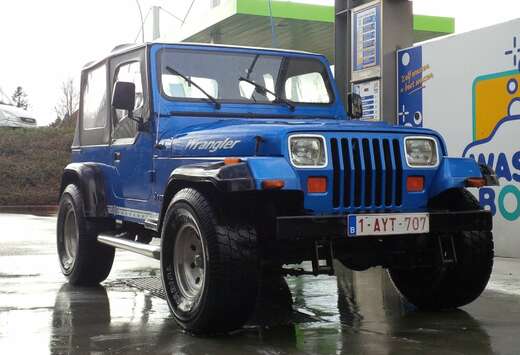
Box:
(1, 212), (520, 355)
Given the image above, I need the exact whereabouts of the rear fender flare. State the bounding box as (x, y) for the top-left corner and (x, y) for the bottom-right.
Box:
(59, 163), (108, 218)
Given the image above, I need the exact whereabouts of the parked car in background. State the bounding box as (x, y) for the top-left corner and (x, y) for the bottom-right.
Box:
(0, 88), (37, 128)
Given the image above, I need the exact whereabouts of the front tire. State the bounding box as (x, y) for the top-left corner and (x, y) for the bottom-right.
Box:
(389, 189), (494, 309)
(160, 188), (259, 334)
(56, 184), (115, 286)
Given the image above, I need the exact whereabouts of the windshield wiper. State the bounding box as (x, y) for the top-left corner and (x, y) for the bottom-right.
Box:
(239, 76), (295, 111)
(245, 55), (260, 80)
(166, 66), (221, 109)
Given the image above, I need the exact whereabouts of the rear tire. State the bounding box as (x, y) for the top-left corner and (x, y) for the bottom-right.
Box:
(160, 188), (259, 334)
(389, 189), (494, 309)
(56, 184), (115, 286)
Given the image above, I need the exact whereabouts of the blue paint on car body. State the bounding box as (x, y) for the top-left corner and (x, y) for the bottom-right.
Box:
(65, 42), (484, 225)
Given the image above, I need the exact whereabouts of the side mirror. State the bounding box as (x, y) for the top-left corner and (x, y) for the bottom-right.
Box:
(347, 93), (363, 119)
(112, 81), (147, 131)
(112, 81), (136, 115)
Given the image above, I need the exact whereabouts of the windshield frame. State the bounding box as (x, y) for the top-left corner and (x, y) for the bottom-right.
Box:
(155, 47), (336, 108)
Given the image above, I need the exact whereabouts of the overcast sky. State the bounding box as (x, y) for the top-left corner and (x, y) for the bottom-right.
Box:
(1, 0), (520, 125)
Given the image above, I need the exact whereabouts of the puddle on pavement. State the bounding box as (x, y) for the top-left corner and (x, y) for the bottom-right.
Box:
(41, 264), (504, 354)
(0, 213), (517, 354)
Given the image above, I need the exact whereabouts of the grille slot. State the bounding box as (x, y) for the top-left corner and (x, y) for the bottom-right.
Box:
(383, 139), (393, 206)
(341, 138), (351, 207)
(352, 139), (362, 207)
(330, 138), (341, 208)
(373, 139), (383, 207)
(362, 139), (372, 206)
(330, 136), (403, 209)
(393, 139), (403, 206)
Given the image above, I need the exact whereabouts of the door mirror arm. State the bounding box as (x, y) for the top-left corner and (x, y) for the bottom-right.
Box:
(347, 92), (363, 119)
(127, 112), (147, 132)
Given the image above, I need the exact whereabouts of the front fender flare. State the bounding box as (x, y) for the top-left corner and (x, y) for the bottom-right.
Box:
(167, 157), (303, 192)
(168, 161), (255, 192)
(160, 159), (302, 232)
(429, 157), (483, 198)
(246, 157), (302, 190)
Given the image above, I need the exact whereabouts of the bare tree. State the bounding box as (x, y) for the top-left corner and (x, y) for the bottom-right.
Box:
(11, 86), (29, 109)
(55, 78), (79, 121)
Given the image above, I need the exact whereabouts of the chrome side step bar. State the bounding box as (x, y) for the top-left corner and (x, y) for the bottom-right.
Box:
(97, 233), (160, 260)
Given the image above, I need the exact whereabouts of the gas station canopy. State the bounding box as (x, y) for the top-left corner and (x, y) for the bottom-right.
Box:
(177, 0), (455, 62)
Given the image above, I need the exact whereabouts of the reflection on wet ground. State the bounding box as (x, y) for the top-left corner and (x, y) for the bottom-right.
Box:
(1, 213), (520, 354)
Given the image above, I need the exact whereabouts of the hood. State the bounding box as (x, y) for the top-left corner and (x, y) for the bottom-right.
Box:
(165, 117), (442, 158)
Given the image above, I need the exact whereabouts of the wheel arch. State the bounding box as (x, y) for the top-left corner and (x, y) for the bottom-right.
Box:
(59, 163), (109, 218)
(428, 157), (499, 198)
(157, 161), (303, 233)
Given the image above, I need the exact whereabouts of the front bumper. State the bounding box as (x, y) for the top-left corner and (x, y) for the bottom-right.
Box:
(276, 210), (493, 240)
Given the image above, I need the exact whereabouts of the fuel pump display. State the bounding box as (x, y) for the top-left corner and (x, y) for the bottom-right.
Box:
(353, 2), (381, 77)
(352, 1), (382, 121)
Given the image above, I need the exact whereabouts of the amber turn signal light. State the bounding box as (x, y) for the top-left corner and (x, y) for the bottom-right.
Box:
(307, 177), (327, 193)
(406, 176), (424, 192)
(262, 179), (285, 190)
(466, 177), (486, 188)
(224, 157), (242, 165)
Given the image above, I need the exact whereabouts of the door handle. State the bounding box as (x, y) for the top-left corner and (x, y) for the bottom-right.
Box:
(113, 152), (121, 161)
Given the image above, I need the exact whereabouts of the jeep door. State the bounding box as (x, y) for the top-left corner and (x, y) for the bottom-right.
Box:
(109, 49), (153, 202)
(75, 61), (112, 165)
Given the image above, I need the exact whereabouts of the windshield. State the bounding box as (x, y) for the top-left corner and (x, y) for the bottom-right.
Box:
(0, 88), (13, 106)
(159, 49), (334, 105)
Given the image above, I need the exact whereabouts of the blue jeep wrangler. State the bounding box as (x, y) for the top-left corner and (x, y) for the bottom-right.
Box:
(57, 42), (497, 334)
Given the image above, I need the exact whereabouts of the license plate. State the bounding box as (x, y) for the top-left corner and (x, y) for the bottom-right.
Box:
(347, 213), (430, 237)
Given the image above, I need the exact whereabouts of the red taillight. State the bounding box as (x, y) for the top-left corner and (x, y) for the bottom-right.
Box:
(407, 176), (424, 192)
(307, 177), (327, 193)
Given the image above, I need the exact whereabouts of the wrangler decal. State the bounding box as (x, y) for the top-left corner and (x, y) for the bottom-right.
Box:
(186, 138), (241, 152)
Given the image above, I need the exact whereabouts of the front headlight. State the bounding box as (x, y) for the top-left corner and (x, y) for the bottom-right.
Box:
(289, 135), (327, 168)
(405, 137), (439, 167)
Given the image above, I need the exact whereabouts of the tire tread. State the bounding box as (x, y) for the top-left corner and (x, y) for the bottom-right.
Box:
(162, 188), (258, 334)
(57, 184), (115, 286)
(390, 188), (494, 309)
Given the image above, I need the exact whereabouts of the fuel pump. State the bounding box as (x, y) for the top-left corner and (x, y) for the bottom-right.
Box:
(335, 0), (413, 123)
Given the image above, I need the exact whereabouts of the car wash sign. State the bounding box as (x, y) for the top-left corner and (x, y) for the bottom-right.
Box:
(398, 19), (520, 257)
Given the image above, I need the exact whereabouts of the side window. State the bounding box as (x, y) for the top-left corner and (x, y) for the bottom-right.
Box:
(82, 65), (108, 130)
(113, 61), (143, 140)
(284, 72), (330, 104)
